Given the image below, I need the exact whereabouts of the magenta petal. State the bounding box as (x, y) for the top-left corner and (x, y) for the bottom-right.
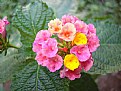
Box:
(70, 45), (91, 62)
(3, 16), (9, 25)
(66, 70), (81, 80)
(0, 17), (9, 49)
(61, 15), (78, 25)
(60, 66), (82, 80)
(35, 30), (51, 42)
(60, 68), (66, 78)
(35, 52), (49, 66)
(32, 40), (42, 53)
(42, 38), (58, 57)
(81, 57), (93, 71)
(74, 20), (88, 34)
(32, 30), (51, 53)
(88, 24), (96, 34)
(0, 19), (5, 34)
(47, 54), (63, 72)
(87, 34), (100, 52)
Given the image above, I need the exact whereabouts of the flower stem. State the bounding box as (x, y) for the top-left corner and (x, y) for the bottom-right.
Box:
(7, 44), (20, 49)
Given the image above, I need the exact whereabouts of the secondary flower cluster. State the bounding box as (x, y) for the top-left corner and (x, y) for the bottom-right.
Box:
(0, 16), (9, 49)
(32, 15), (100, 80)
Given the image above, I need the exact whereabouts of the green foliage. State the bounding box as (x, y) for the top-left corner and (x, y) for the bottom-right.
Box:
(0, 53), (22, 82)
(0, 0), (33, 20)
(77, 0), (121, 25)
(11, 60), (69, 91)
(89, 21), (121, 74)
(12, 0), (54, 57)
(69, 72), (99, 91)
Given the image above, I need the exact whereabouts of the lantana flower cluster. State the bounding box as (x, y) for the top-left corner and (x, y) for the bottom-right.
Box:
(33, 15), (100, 80)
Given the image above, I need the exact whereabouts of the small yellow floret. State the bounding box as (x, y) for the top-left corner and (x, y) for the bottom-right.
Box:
(73, 32), (87, 45)
(64, 54), (80, 71)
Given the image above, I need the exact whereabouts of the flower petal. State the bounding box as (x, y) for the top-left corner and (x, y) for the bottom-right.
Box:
(47, 54), (63, 72)
(70, 45), (91, 61)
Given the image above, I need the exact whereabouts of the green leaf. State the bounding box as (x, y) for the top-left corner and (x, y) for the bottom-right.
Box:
(69, 72), (99, 91)
(11, 61), (69, 91)
(89, 22), (121, 74)
(0, 53), (25, 83)
(12, 0), (54, 57)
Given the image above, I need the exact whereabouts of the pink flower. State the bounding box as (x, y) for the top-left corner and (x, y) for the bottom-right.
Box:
(0, 20), (5, 34)
(47, 54), (63, 72)
(88, 24), (96, 34)
(87, 34), (100, 52)
(42, 38), (58, 57)
(0, 16), (9, 33)
(60, 66), (82, 80)
(32, 40), (42, 53)
(35, 51), (49, 66)
(61, 15), (78, 25)
(48, 18), (62, 34)
(32, 30), (51, 53)
(0, 16), (9, 49)
(58, 23), (76, 41)
(2, 16), (9, 25)
(35, 30), (51, 42)
(32, 15), (100, 81)
(81, 56), (93, 71)
(70, 45), (91, 62)
(74, 20), (88, 34)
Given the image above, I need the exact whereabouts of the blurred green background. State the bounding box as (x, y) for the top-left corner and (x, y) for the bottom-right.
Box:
(0, 0), (121, 24)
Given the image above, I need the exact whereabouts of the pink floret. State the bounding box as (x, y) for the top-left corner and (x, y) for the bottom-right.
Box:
(61, 15), (78, 25)
(47, 54), (63, 72)
(32, 30), (51, 53)
(60, 66), (82, 80)
(32, 40), (42, 53)
(35, 51), (49, 66)
(74, 20), (88, 34)
(88, 24), (96, 34)
(81, 56), (94, 71)
(2, 16), (9, 25)
(87, 34), (100, 52)
(42, 38), (58, 57)
(35, 30), (51, 42)
(70, 45), (91, 62)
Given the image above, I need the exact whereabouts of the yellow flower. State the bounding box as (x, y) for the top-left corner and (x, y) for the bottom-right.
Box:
(64, 54), (80, 71)
(73, 32), (87, 45)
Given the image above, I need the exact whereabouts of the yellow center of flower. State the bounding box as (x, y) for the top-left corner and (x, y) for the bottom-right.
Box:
(73, 32), (87, 45)
(64, 54), (80, 71)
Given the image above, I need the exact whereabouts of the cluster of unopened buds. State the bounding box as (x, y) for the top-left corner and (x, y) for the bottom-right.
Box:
(33, 15), (100, 80)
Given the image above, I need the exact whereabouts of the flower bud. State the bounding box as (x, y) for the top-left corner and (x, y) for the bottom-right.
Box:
(0, 16), (9, 50)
